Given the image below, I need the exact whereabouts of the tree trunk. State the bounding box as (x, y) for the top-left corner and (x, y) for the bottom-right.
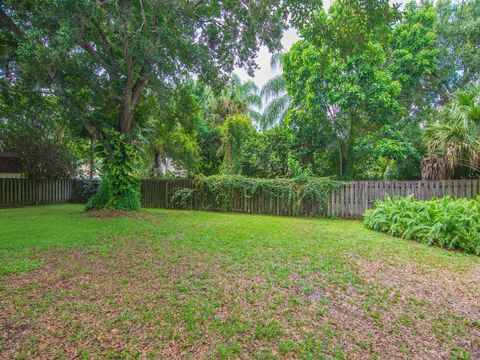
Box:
(421, 155), (451, 180)
(86, 131), (141, 211)
(89, 140), (95, 179)
(338, 141), (343, 177)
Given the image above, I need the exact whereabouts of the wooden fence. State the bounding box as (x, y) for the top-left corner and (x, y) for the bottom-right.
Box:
(141, 179), (480, 219)
(326, 179), (480, 218)
(0, 178), (80, 207)
(2, 178), (480, 219)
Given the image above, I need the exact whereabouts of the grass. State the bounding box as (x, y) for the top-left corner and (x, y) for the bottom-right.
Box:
(0, 205), (479, 359)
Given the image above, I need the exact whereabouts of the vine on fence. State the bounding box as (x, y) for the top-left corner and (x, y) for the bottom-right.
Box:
(171, 175), (340, 215)
(170, 188), (195, 208)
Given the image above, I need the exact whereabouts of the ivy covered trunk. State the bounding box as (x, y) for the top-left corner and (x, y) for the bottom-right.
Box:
(86, 129), (141, 211)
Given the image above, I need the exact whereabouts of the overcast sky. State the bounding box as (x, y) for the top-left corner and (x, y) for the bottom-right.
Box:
(235, 27), (300, 90)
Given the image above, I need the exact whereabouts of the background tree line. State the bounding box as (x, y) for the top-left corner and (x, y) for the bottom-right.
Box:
(195, 0), (480, 181)
(0, 0), (479, 209)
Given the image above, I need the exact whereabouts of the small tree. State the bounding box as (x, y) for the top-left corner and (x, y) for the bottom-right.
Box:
(423, 84), (480, 178)
(220, 115), (255, 174)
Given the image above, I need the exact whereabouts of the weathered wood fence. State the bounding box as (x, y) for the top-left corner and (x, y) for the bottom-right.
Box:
(0, 178), (80, 207)
(141, 179), (480, 219)
(2, 178), (480, 219)
(326, 179), (480, 218)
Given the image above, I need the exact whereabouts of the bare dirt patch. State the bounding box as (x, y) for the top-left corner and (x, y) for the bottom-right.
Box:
(354, 256), (480, 321)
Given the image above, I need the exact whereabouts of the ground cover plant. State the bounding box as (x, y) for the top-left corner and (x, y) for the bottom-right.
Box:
(1, 205), (479, 359)
(364, 195), (480, 255)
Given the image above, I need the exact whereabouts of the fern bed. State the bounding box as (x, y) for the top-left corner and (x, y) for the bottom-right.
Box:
(364, 195), (480, 255)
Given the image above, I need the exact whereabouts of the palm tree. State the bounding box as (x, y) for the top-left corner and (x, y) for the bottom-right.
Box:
(259, 53), (291, 130)
(207, 74), (262, 125)
(423, 84), (480, 178)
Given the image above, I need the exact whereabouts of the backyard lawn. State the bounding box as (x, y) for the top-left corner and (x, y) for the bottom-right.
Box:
(0, 205), (479, 359)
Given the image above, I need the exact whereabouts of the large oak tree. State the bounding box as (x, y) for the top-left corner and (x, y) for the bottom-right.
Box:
(0, 0), (319, 209)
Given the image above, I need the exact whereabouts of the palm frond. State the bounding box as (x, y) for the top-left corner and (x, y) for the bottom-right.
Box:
(270, 52), (283, 70)
(244, 93), (262, 107)
(423, 84), (480, 174)
(260, 75), (287, 101)
(240, 80), (259, 95)
(248, 109), (262, 124)
(258, 95), (291, 130)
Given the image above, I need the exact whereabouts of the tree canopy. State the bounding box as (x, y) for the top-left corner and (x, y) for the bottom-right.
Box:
(1, 0), (321, 209)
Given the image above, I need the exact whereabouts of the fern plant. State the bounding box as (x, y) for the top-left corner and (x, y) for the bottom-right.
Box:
(364, 195), (480, 255)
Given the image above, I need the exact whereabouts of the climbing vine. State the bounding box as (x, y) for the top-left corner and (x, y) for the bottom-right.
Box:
(170, 188), (195, 209)
(86, 128), (142, 211)
(172, 175), (340, 215)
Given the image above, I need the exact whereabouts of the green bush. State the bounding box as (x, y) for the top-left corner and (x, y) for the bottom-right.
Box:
(85, 180), (141, 211)
(85, 180), (112, 210)
(114, 187), (142, 211)
(363, 195), (480, 255)
(171, 188), (195, 209)
(88, 128), (142, 211)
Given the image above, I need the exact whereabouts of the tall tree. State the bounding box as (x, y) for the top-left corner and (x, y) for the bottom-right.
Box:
(283, 0), (401, 176)
(282, 0), (438, 178)
(259, 53), (291, 130)
(433, 0), (480, 102)
(0, 0), (319, 209)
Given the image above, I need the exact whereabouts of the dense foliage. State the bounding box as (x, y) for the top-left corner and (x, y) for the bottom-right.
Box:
(1, 0), (318, 209)
(87, 129), (142, 210)
(364, 195), (480, 255)
(186, 0), (479, 181)
(219, 115), (256, 174)
(0, 95), (78, 179)
(282, 0), (436, 179)
(1, 0), (479, 195)
(172, 175), (340, 215)
(423, 84), (480, 178)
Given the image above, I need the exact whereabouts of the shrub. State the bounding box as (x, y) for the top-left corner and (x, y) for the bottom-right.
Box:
(363, 195), (480, 255)
(114, 187), (142, 211)
(171, 188), (195, 209)
(85, 180), (141, 211)
(85, 180), (112, 210)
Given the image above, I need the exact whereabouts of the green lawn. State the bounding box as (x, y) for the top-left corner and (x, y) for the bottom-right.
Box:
(1, 205), (479, 359)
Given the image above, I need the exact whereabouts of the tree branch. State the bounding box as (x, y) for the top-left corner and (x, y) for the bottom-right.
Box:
(88, 17), (116, 66)
(0, 6), (25, 39)
(131, 66), (148, 107)
(74, 16), (118, 81)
